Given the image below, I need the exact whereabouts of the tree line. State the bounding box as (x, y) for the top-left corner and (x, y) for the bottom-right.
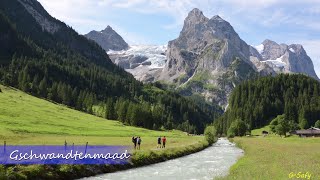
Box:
(214, 74), (320, 136)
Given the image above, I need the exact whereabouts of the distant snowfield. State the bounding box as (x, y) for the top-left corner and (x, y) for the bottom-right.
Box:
(108, 45), (167, 69)
(253, 45), (287, 69)
(261, 55), (286, 68)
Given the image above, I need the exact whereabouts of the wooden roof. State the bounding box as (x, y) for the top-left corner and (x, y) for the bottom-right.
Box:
(294, 127), (320, 135)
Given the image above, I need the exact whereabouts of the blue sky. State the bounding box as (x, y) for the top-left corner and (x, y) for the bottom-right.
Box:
(38, 0), (320, 77)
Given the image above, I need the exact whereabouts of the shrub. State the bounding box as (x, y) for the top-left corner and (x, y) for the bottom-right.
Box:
(204, 125), (217, 144)
(227, 126), (235, 138)
(227, 119), (247, 137)
(299, 118), (309, 129)
(315, 120), (320, 128)
(269, 115), (290, 137)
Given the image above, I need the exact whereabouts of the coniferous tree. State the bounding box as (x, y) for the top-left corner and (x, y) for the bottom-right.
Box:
(39, 77), (47, 97)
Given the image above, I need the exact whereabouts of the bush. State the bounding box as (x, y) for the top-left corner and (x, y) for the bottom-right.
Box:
(315, 120), (320, 128)
(204, 125), (217, 144)
(227, 126), (235, 138)
(299, 118), (309, 129)
(227, 119), (247, 137)
(269, 115), (290, 137)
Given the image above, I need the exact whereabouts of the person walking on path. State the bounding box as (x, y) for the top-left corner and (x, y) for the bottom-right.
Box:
(137, 137), (142, 150)
(132, 136), (137, 149)
(157, 136), (161, 148)
(162, 136), (166, 148)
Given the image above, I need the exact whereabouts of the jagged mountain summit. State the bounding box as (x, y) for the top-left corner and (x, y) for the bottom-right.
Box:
(92, 8), (319, 107)
(250, 39), (318, 80)
(156, 8), (257, 107)
(85, 26), (129, 51)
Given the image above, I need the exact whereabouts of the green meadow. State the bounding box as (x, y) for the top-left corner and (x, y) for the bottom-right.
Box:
(220, 127), (320, 180)
(0, 84), (210, 179)
(0, 85), (204, 149)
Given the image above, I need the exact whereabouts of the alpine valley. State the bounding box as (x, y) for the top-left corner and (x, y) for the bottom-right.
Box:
(91, 8), (319, 108)
(1, 1), (320, 179)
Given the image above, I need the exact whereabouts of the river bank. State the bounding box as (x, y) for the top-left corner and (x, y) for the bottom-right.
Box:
(82, 138), (243, 180)
(0, 139), (210, 180)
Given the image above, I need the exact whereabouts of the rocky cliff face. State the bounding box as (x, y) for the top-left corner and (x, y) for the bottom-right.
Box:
(157, 8), (257, 107)
(85, 26), (129, 51)
(250, 40), (318, 80)
(18, 0), (60, 34)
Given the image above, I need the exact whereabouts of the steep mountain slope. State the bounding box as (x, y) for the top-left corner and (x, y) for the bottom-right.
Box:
(85, 26), (129, 51)
(0, 0), (221, 133)
(157, 8), (258, 107)
(0, 0), (139, 103)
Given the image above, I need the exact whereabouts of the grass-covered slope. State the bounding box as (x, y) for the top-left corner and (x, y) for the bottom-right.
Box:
(0, 84), (210, 179)
(0, 84), (203, 147)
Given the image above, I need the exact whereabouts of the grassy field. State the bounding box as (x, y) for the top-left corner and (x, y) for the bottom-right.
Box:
(0, 85), (204, 149)
(220, 127), (320, 180)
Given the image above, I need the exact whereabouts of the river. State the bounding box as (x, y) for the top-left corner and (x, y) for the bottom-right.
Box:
(82, 138), (243, 180)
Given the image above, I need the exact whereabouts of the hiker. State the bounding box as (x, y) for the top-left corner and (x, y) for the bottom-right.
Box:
(157, 136), (161, 148)
(137, 137), (142, 150)
(132, 136), (137, 149)
(162, 136), (166, 148)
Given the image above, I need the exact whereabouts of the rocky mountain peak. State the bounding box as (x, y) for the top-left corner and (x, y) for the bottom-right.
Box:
(183, 8), (208, 31)
(288, 44), (304, 54)
(211, 15), (225, 22)
(262, 39), (278, 46)
(85, 25), (129, 51)
(251, 40), (319, 80)
(103, 25), (113, 32)
(187, 8), (207, 20)
(259, 39), (286, 60)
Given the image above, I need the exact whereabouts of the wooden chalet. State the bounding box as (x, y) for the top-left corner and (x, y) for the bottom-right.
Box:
(291, 127), (320, 137)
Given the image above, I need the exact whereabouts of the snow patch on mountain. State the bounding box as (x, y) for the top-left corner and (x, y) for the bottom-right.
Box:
(255, 44), (264, 54)
(261, 55), (286, 68)
(289, 48), (295, 53)
(108, 45), (167, 69)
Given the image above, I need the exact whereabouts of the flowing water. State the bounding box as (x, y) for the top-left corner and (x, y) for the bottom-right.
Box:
(82, 138), (243, 180)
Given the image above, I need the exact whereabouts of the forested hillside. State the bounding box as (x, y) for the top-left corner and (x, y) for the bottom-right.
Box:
(215, 74), (320, 134)
(0, 0), (221, 133)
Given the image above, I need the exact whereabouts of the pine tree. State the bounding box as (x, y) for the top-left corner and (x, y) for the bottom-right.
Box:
(31, 75), (39, 94)
(39, 77), (47, 97)
(105, 98), (115, 120)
